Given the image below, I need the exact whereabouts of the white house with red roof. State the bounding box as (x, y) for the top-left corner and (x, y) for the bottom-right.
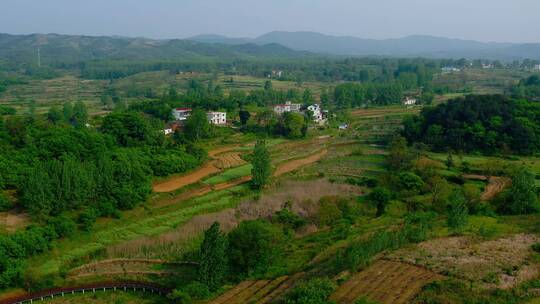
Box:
(273, 101), (302, 115)
(172, 108), (192, 121)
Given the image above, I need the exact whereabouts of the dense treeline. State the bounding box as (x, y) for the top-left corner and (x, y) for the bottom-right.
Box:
(512, 74), (540, 100)
(0, 103), (208, 288)
(403, 95), (540, 154)
(77, 57), (442, 84)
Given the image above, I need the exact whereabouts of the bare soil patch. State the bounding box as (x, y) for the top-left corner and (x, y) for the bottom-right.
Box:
(330, 260), (442, 304)
(481, 176), (511, 201)
(0, 211), (30, 233)
(153, 145), (244, 193)
(386, 234), (539, 289)
(274, 149), (328, 176)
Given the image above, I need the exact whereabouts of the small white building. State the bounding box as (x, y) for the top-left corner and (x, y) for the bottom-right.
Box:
(207, 111), (227, 125)
(172, 108), (192, 121)
(442, 66), (461, 73)
(163, 128), (174, 135)
(273, 101), (302, 115)
(307, 104), (326, 124)
(535, 64), (540, 71)
(403, 97), (417, 106)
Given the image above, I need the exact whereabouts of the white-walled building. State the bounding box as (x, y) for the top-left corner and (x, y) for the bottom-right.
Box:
(535, 64), (540, 71)
(403, 97), (417, 106)
(273, 101), (302, 115)
(307, 104), (326, 124)
(207, 112), (227, 125)
(172, 108), (192, 121)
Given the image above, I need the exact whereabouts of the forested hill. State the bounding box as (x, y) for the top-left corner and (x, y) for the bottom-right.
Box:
(190, 31), (540, 61)
(0, 33), (312, 67)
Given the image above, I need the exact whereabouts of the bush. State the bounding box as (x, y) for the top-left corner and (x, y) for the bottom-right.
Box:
(167, 289), (192, 304)
(78, 209), (97, 231)
(47, 215), (77, 238)
(273, 207), (306, 230)
(532, 243), (540, 253)
(228, 220), (284, 278)
(318, 199), (343, 226)
(284, 278), (336, 304)
(0, 194), (12, 211)
(182, 282), (210, 300)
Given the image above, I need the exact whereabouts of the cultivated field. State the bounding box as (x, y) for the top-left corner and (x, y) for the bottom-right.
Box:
(208, 273), (304, 304)
(330, 260), (442, 304)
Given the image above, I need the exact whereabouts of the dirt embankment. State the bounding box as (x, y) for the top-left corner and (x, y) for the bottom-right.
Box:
(481, 176), (511, 201)
(273, 149), (328, 177)
(152, 145), (245, 193)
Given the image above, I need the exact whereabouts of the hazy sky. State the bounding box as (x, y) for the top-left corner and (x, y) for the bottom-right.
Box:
(1, 0), (539, 43)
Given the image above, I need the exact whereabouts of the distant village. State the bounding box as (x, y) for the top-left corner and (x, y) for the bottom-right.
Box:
(164, 96), (420, 134)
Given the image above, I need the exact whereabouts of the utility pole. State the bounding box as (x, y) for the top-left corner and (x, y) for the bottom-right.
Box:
(37, 47), (41, 68)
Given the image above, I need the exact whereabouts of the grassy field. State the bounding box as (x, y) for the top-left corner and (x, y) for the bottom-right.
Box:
(36, 291), (166, 304)
(432, 68), (528, 95)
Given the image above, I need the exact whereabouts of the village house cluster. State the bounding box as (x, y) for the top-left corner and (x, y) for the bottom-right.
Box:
(163, 108), (227, 135)
(272, 101), (327, 125)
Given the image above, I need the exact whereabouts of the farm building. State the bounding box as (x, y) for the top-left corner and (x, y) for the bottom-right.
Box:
(307, 104), (327, 125)
(274, 101), (302, 115)
(403, 97), (417, 106)
(207, 111), (227, 125)
(172, 108), (192, 121)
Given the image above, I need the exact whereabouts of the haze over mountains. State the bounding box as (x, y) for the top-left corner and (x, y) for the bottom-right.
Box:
(1, 31), (539, 66)
(189, 31), (540, 61)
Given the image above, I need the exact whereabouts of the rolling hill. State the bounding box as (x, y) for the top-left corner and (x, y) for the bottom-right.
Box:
(189, 31), (540, 60)
(0, 33), (312, 67)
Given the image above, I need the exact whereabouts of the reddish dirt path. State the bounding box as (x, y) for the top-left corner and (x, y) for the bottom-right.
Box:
(153, 145), (244, 193)
(154, 149), (328, 208)
(273, 149), (328, 177)
(481, 176), (511, 201)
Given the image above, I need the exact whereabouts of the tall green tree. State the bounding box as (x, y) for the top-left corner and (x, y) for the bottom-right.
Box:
(501, 167), (539, 214)
(228, 220), (283, 277)
(199, 222), (228, 291)
(367, 187), (391, 217)
(251, 140), (271, 189)
(185, 109), (211, 141)
(387, 136), (410, 171)
(283, 112), (305, 139)
(447, 191), (469, 235)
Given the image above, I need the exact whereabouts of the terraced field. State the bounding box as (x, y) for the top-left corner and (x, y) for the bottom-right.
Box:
(330, 260), (442, 304)
(208, 273), (303, 304)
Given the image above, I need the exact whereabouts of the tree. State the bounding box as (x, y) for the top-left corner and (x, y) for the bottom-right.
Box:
(199, 222), (228, 291)
(264, 80), (273, 91)
(447, 191), (468, 235)
(184, 109), (211, 141)
(501, 167), (539, 215)
(239, 110), (251, 126)
(251, 140), (271, 189)
(228, 220), (283, 277)
(387, 136), (410, 171)
(368, 187), (392, 217)
(428, 176), (452, 211)
(46, 106), (63, 124)
(303, 89), (314, 104)
(71, 102), (88, 127)
(283, 112), (305, 139)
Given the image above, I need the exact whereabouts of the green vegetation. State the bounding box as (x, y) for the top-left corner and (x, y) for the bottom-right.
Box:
(403, 95), (540, 154)
(198, 222), (228, 291)
(250, 140), (272, 189)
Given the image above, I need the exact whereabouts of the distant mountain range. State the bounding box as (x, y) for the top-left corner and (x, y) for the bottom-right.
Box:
(1, 32), (539, 67)
(0, 33), (311, 66)
(189, 31), (540, 61)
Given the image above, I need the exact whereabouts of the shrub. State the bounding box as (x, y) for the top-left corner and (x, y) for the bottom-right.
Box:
(78, 209), (97, 231)
(318, 200), (343, 226)
(183, 282), (210, 300)
(0, 194), (12, 211)
(228, 220), (284, 278)
(47, 215), (77, 238)
(284, 278), (336, 304)
(273, 207), (306, 230)
(532, 243), (540, 253)
(167, 289), (192, 304)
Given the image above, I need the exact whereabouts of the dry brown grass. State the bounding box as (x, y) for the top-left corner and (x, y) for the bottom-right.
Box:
(0, 211), (30, 233)
(106, 180), (361, 259)
(386, 234), (539, 289)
